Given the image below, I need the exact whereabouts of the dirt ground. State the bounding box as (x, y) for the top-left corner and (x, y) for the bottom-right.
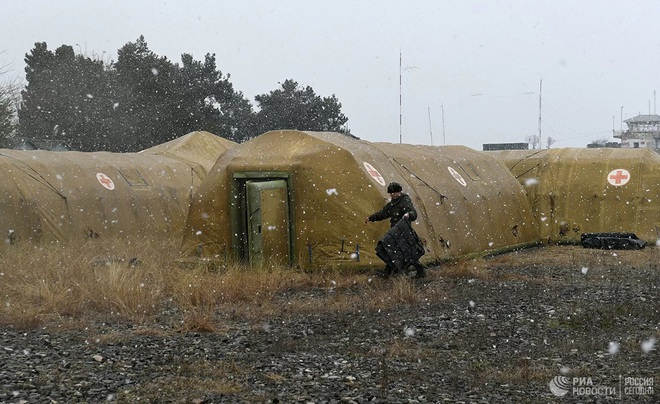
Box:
(1, 244), (658, 403)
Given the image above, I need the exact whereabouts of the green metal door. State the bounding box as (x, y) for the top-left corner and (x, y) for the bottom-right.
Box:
(246, 180), (291, 265)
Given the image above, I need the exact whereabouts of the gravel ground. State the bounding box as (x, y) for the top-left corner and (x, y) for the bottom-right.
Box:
(1, 245), (659, 403)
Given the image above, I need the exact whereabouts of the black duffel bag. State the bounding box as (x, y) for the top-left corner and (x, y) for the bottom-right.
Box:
(580, 232), (646, 250)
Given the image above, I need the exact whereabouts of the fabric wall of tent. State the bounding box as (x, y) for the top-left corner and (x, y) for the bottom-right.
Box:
(489, 148), (660, 244)
(0, 131), (235, 245)
(180, 130), (540, 269)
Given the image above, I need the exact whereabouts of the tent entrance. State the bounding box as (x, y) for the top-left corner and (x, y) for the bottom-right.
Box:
(232, 172), (294, 266)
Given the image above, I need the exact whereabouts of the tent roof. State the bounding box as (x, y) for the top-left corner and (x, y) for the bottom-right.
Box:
(141, 131), (236, 172)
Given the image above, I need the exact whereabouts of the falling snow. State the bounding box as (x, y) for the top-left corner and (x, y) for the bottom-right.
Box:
(641, 337), (656, 354)
(404, 326), (416, 337)
(524, 178), (539, 186)
(608, 341), (619, 355)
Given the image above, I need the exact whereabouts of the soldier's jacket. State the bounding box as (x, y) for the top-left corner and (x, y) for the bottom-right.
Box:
(368, 193), (418, 228)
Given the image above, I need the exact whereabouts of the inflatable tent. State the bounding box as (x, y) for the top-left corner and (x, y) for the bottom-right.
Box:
(140, 130), (236, 172)
(0, 131), (235, 245)
(489, 148), (660, 243)
(180, 130), (540, 269)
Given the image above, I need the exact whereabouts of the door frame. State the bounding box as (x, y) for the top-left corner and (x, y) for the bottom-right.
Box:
(231, 171), (295, 265)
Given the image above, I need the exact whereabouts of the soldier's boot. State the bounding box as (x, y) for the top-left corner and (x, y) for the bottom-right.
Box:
(376, 264), (395, 278)
(413, 262), (426, 279)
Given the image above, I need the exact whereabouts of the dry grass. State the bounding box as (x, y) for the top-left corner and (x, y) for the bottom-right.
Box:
(496, 244), (660, 271)
(117, 359), (248, 402)
(0, 240), (175, 328)
(0, 241), (448, 331)
(442, 258), (493, 279)
(1, 241), (657, 332)
(470, 357), (554, 384)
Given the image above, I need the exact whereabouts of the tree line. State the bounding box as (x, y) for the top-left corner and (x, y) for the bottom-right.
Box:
(0, 55), (20, 147)
(0, 36), (350, 152)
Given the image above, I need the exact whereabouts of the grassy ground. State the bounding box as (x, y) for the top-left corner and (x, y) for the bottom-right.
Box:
(0, 239), (430, 330)
(1, 241), (658, 402)
(1, 240), (658, 331)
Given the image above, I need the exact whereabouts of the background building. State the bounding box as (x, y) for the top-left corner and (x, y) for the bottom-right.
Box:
(614, 114), (660, 150)
(482, 142), (530, 151)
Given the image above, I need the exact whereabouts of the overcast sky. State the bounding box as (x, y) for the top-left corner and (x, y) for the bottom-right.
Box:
(3, 0), (660, 149)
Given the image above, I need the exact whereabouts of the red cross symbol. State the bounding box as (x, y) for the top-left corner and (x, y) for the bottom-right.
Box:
(607, 169), (630, 186)
(448, 166), (467, 187)
(96, 172), (116, 190)
(362, 162), (386, 186)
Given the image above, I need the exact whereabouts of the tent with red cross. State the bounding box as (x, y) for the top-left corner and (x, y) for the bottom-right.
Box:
(179, 130), (540, 269)
(0, 131), (235, 246)
(489, 147), (660, 244)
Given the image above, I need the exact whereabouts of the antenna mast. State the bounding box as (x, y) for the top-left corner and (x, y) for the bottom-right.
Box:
(538, 78), (543, 149)
(428, 106), (434, 145)
(442, 103), (446, 145)
(399, 51), (402, 144)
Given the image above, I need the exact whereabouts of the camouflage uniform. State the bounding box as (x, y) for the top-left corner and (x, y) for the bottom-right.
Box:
(367, 193), (426, 278)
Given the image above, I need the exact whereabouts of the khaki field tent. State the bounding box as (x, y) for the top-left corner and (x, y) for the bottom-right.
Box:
(180, 130), (540, 269)
(489, 148), (660, 244)
(0, 131), (235, 245)
(140, 130), (237, 172)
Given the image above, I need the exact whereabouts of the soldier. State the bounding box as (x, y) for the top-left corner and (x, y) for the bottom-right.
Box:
(364, 182), (426, 278)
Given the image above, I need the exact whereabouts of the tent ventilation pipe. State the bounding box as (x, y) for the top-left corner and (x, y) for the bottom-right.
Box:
(356, 244), (360, 262)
